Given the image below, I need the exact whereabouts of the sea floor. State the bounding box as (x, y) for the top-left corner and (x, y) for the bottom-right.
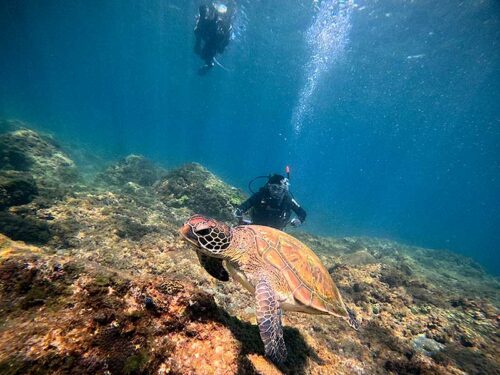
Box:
(0, 120), (498, 374)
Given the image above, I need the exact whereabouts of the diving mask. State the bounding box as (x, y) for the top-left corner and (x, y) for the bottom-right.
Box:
(268, 180), (288, 199)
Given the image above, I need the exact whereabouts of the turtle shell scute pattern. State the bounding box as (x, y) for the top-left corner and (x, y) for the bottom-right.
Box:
(232, 226), (258, 251)
(251, 227), (345, 315)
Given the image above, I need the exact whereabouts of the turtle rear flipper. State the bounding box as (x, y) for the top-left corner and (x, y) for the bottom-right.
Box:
(255, 278), (287, 364)
(197, 252), (229, 281)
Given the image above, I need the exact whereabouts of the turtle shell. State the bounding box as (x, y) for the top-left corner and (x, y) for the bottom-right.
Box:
(249, 226), (349, 318)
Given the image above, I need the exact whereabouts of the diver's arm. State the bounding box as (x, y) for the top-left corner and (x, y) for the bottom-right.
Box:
(290, 198), (306, 223)
(238, 191), (263, 213)
(194, 19), (202, 53)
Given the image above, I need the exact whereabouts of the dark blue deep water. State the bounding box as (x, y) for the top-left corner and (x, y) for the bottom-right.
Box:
(1, 1), (499, 273)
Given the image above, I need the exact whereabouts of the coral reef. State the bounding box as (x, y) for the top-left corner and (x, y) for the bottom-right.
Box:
(0, 124), (81, 245)
(155, 162), (246, 221)
(95, 154), (167, 188)
(0, 236), (240, 374)
(0, 211), (50, 244)
(0, 125), (79, 198)
(0, 122), (498, 374)
(0, 170), (38, 209)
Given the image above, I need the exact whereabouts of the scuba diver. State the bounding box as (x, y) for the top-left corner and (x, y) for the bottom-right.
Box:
(233, 174), (307, 231)
(194, 2), (232, 74)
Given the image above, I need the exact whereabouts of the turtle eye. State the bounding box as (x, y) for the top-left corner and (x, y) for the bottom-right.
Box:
(194, 222), (212, 236)
(196, 228), (211, 236)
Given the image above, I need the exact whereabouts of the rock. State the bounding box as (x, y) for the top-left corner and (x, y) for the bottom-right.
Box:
(0, 237), (239, 375)
(0, 170), (38, 209)
(459, 334), (475, 348)
(144, 296), (156, 310)
(155, 163), (246, 221)
(0, 137), (32, 172)
(0, 211), (50, 244)
(352, 283), (364, 293)
(0, 128), (78, 196)
(342, 250), (378, 266)
(115, 216), (157, 240)
(246, 354), (282, 375)
(96, 154), (167, 187)
(379, 267), (407, 288)
(411, 334), (445, 356)
(0, 233), (41, 257)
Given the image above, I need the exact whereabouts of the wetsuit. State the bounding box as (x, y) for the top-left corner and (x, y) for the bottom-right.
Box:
(237, 189), (307, 230)
(194, 7), (231, 67)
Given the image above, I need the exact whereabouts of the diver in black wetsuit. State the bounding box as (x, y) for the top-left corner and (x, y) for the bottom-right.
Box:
(194, 2), (232, 74)
(233, 174), (307, 231)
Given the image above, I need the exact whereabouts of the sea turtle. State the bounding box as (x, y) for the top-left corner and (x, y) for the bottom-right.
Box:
(180, 215), (359, 364)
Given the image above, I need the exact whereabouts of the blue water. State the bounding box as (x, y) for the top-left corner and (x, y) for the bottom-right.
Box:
(1, 0), (499, 274)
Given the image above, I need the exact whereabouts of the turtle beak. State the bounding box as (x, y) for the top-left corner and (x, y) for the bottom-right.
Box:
(179, 224), (200, 248)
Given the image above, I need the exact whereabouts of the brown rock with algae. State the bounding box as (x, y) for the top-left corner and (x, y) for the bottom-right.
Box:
(0, 170), (38, 209)
(95, 154), (167, 188)
(155, 162), (246, 221)
(0, 126), (78, 198)
(0, 235), (244, 375)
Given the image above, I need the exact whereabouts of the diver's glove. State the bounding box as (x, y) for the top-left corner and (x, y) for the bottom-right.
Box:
(290, 218), (302, 227)
(233, 208), (243, 218)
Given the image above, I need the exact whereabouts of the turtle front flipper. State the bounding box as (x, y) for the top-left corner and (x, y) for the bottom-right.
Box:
(196, 252), (229, 281)
(255, 278), (287, 364)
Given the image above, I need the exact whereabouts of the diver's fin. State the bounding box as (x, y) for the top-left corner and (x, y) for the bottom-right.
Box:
(213, 57), (231, 72)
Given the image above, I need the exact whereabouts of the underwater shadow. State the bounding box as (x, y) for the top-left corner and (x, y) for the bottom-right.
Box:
(186, 298), (317, 374)
(0, 211), (51, 245)
(221, 312), (320, 374)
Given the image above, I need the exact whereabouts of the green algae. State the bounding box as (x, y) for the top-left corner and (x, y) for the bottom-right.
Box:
(123, 350), (150, 374)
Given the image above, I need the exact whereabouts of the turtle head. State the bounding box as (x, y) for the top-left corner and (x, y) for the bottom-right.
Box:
(180, 215), (232, 257)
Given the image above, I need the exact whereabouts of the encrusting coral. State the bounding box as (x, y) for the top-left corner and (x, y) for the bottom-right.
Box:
(0, 122), (498, 375)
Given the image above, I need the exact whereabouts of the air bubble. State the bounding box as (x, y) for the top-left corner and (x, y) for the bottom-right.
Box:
(292, 0), (353, 134)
